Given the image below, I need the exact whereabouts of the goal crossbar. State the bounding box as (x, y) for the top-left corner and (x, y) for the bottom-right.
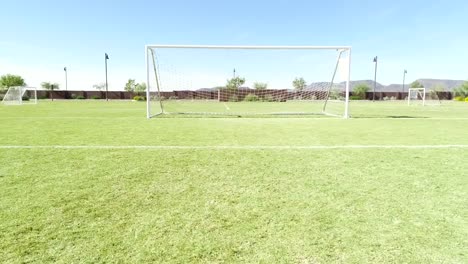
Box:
(146, 45), (352, 50)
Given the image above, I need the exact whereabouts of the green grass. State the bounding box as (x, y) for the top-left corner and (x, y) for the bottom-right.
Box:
(150, 99), (468, 119)
(1, 100), (467, 263)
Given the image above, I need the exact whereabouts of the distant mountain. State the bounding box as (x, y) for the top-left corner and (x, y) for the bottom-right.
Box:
(195, 79), (466, 92)
(197, 86), (253, 91)
(375, 79), (465, 92)
(415, 79), (465, 91)
(307, 78), (465, 92)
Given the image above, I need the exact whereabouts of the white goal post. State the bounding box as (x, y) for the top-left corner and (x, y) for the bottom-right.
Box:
(146, 45), (352, 118)
(408, 88), (440, 106)
(1, 86), (38, 105)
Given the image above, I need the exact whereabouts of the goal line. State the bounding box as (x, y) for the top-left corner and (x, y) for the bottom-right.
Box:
(1, 145), (468, 150)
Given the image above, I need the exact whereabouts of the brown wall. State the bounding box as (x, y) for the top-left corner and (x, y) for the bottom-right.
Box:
(34, 90), (144, 100)
(365, 91), (453, 100)
(28, 90), (455, 100)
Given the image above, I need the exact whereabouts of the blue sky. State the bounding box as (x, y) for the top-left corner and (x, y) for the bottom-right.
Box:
(0, 0), (467, 90)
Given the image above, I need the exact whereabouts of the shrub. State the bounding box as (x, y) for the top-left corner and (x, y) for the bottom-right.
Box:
(329, 89), (343, 100)
(71, 93), (77, 99)
(454, 96), (465, 102)
(228, 94), (239, 102)
(453, 81), (468, 97)
(0, 95), (4, 101)
(244, 93), (259, 102)
(151, 95), (166, 100)
(76, 95), (85, 99)
(465, 97), (468, 102)
(21, 95), (29, 101)
(353, 84), (370, 99)
(38, 95), (48, 99)
(262, 94), (276, 102)
(91, 95), (101, 100)
(133, 96), (145, 101)
(349, 95), (362, 100)
(253, 82), (267, 90)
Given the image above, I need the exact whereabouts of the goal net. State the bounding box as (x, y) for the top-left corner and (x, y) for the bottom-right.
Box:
(408, 88), (440, 106)
(146, 45), (351, 118)
(1, 86), (37, 105)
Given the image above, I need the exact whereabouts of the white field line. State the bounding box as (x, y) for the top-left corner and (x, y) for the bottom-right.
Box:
(1, 116), (468, 120)
(1, 145), (468, 150)
(223, 103), (230, 111)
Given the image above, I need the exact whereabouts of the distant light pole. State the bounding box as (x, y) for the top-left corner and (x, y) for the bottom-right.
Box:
(233, 68), (236, 78)
(50, 84), (55, 101)
(373, 56), (378, 101)
(64, 67), (68, 91)
(402, 69), (407, 93)
(105, 53), (109, 101)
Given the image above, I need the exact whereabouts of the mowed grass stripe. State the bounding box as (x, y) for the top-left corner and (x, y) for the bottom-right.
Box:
(1, 101), (468, 263)
(1, 144), (468, 149)
(1, 148), (467, 263)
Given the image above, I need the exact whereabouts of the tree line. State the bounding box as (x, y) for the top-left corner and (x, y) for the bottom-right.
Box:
(222, 76), (307, 90)
(1, 73), (468, 99)
(0, 74), (147, 93)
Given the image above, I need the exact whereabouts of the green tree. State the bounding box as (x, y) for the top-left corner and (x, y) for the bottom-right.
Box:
(0, 74), (26, 90)
(124, 79), (137, 92)
(253, 82), (267, 90)
(432, 84), (445, 92)
(453, 81), (468, 98)
(135, 82), (147, 95)
(410, 80), (424, 88)
(353, 84), (370, 99)
(292, 77), (307, 90)
(93, 83), (105, 91)
(428, 84), (445, 100)
(226, 76), (245, 90)
(41, 82), (59, 101)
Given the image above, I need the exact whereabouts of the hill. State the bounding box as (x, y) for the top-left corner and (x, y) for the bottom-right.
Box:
(306, 79), (465, 92)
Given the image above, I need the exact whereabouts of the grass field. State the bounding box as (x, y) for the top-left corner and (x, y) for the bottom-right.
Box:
(1, 100), (467, 263)
(151, 99), (468, 118)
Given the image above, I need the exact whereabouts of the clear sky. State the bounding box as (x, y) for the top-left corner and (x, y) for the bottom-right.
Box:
(1, 0), (467, 91)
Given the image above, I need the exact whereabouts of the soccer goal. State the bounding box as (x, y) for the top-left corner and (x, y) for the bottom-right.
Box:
(146, 45), (351, 118)
(1, 86), (37, 105)
(408, 88), (440, 106)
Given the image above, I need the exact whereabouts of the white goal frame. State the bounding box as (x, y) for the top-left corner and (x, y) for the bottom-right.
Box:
(407, 88), (426, 106)
(1, 86), (38, 105)
(145, 45), (352, 119)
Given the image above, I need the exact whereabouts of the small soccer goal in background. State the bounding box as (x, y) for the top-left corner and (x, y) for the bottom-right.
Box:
(408, 88), (441, 106)
(1, 86), (38, 105)
(145, 45), (352, 118)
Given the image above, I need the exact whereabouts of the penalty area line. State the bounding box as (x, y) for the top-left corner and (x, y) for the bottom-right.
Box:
(1, 145), (468, 150)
